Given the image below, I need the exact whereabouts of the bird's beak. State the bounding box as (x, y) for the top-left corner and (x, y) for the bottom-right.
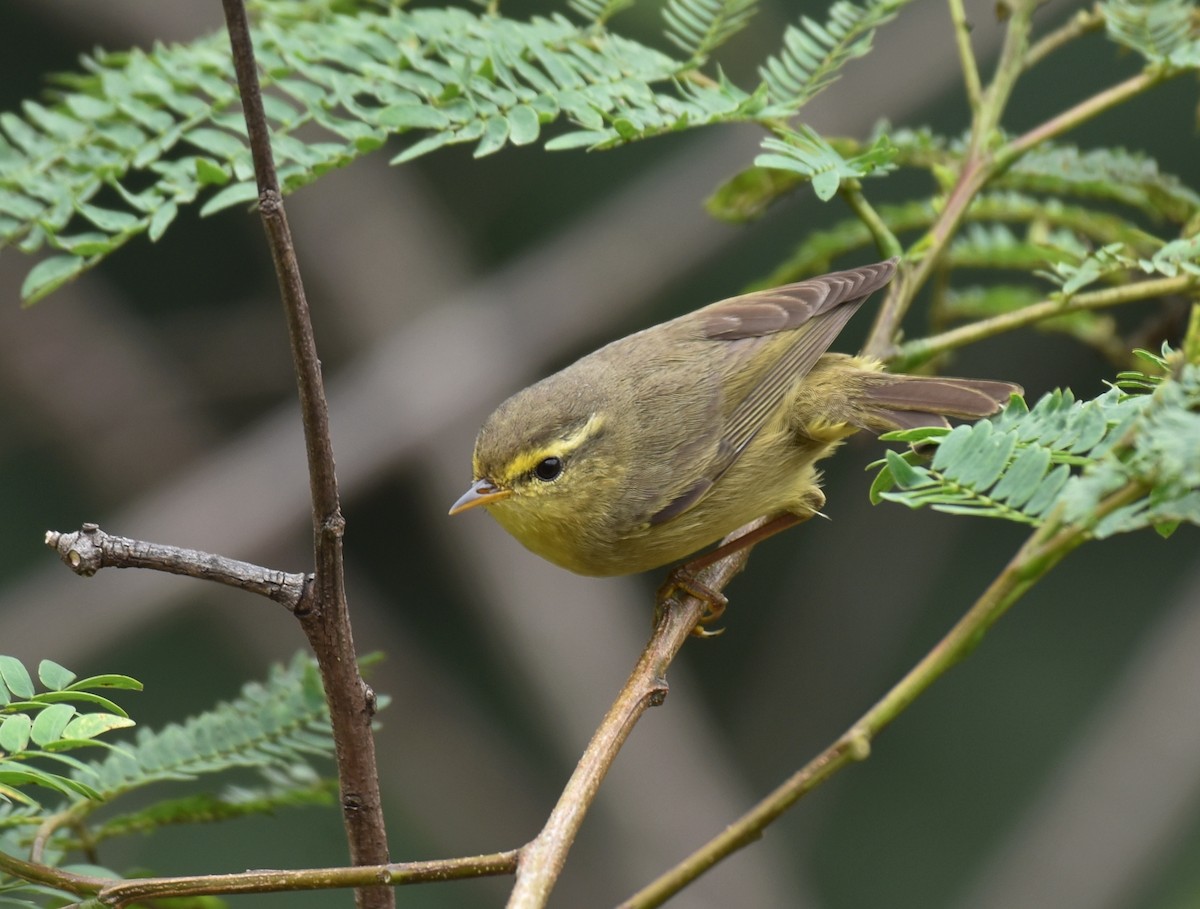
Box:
(449, 478), (512, 515)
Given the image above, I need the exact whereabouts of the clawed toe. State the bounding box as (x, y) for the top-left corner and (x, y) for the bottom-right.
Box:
(657, 567), (729, 637)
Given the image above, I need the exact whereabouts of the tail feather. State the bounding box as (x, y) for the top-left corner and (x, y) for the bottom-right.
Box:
(858, 375), (1022, 432)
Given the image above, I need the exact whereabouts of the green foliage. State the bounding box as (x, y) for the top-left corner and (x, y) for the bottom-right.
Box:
(758, 0), (910, 113)
(568, 0), (637, 27)
(714, 128), (1200, 294)
(0, 8), (671, 301)
(1039, 235), (1200, 295)
(0, 654), (342, 905)
(2, 1), (1198, 305)
(0, 657), (140, 806)
(85, 767), (337, 847)
(871, 354), (1200, 540)
(83, 652), (334, 801)
(755, 127), (896, 200)
(0, 0), (917, 301)
(4, 0), (1194, 301)
(663, 0), (759, 62)
(1000, 143), (1200, 226)
(1104, 0), (1200, 68)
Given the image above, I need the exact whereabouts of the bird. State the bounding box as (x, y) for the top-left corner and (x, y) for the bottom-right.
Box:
(450, 259), (1021, 584)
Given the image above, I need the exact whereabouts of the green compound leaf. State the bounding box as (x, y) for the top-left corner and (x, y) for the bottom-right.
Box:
(872, 358), (1200, 539)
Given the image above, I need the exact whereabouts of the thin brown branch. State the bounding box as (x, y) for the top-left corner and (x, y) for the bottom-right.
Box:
(0, 848), (103, 899)
(506, 520), (768, 908)
(0, 846), (518, 908)
(218, 3), (390, 907)
(45, 525), (308, 609)
(101, 852), (519, 907)
(619, 483), (1148, 909)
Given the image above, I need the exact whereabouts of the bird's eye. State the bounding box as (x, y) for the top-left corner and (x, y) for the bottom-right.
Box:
(533, 457), (563, 482)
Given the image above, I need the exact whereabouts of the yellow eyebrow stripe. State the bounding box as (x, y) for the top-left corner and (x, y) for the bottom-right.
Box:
(504, 412), (604, 481)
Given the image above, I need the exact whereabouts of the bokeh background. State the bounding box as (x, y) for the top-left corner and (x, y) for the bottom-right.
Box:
(3, 1), (1199, 907)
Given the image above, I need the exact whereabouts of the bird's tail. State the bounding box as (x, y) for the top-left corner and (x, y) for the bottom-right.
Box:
(855, 371), (1022, 432)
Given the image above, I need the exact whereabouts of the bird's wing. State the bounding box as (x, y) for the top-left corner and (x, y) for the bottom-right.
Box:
(648, 259), (896, 526)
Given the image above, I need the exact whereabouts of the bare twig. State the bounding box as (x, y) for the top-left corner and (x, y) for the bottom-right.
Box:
(45, 525), (308, 609)
(506, 520), (767, 909)
(0, 846), (518, 908)
(100, 851), (519, 907)
(218, 3), (390, 906)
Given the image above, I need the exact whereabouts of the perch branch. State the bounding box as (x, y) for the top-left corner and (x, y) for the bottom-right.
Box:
(506, 520), (767, 909)
(619, 483), (1146, 909)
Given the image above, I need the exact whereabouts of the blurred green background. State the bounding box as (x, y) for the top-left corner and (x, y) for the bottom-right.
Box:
(2, 2), (1199, 907)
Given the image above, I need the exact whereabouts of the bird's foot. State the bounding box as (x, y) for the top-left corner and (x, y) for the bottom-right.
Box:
(656, 567), (729, 638)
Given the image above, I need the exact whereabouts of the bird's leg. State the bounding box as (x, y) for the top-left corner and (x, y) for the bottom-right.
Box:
(657, 507), (819, 636)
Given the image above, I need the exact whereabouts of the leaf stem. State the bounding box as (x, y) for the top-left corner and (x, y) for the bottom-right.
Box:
(840, 181), (902, 258)
(1022, 4), (1105, 72)
(891, 273), (1198, 370)
(864, 0), (1039, 358)
(947, 0), (983, 114)
(999, 69), (1163, 167)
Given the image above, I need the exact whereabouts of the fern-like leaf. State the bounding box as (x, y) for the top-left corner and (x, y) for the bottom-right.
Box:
(1103, 0), (1200, 68)
(0, 7), (687, 301)
(872, 358), (1200, 540)
(0, 657), (140, 807)
(1137, 235), (1200, 277)
(663, 0), (759, 63)
(568, 0), (637, 26)
(84, 766), (337, 845)
(1002, 143), (1200, 225)
(758, 0), (909, 114)
(80, 652), (335, 801)
(755, 126), (896, 199)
